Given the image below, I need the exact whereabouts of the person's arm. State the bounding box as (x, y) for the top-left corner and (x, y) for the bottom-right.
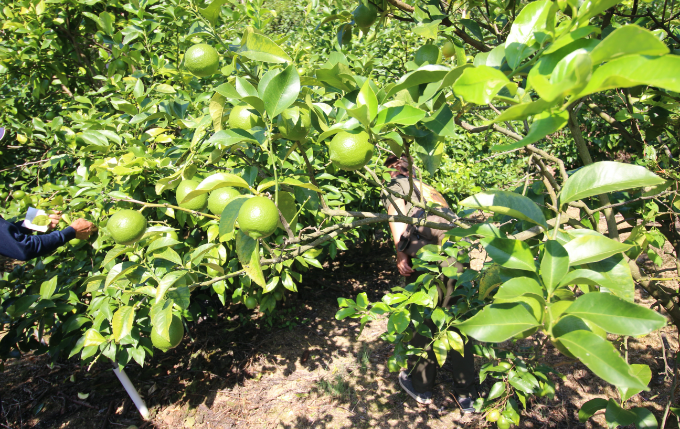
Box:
(0, 217), (96, 261)
(387, 202), (414, 277)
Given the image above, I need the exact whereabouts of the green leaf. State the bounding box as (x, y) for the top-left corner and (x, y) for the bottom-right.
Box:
(460, 191), (548, 228)
(375, 105), (426, 127)
(182, 173), (250, 204)
(83, 328), (106, 347)
(40, 276), (58, 300)
(147, 237), (180, 253)
(447, 331), (465, 355)
(585, 255), (635, 301)
(413, 132), (444, 175)
(578, 398), (608, 422)
(153, 247), (183, 266)
(199, 0), (228, 25)
(388, 309), (410, 334)
(619, 364), (652, 402)
(480, 238), (537, 272)
(236, 230), (266, 287)
(263, 64), (300, 118)
(385, 65), (450, 98)
(112, 306), (135, 342)
(560, 161), (665, 205)
(494, 276), (544, 300)
(590, 25), (669, 64)
(421, 104), (456, 137)
(556, 330), (648, 389)
(578, 0), (625, 24)
(563, 234), (632, 265)
(151, 299), (174, 341)
(573, 55), (680, 100)
(453, 65), (512, 105)
(168, 287), (190, 311)
(491, 110), (569, 151)
(505, 0), (555, 69)
(605, 399), (637, 428)
(541, 241), (569, 294)
(219, 196), (249, 236)
(564, 293), (665, 336)
(489, 98), (555, 124)
(356, 79), (378, 123)
(209, 92), (227, 133)
(208, 129), (259, 147)
(433, 338), (448, 366)
(456, 303), (540, 342)
(544, 26), (600, 55)
(156, 271), (186, 303)
(105, 262), (138, 287)
(631, 407), (658, 429)
(488, 381), (505, 400)
(239, 32), (292, 64)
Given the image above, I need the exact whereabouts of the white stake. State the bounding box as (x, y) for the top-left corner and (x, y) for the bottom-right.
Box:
(113, 365), (150, 419)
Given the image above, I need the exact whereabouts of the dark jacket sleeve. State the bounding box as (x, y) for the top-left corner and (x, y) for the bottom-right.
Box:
(0, 216), (76, 261)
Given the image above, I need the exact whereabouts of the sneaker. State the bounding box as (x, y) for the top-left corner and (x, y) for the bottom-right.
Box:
(398, 370), (433, 405)
(452, 384), (478, 413)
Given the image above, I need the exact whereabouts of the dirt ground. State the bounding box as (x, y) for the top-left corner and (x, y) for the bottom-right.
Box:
(1, 219), (680, 429)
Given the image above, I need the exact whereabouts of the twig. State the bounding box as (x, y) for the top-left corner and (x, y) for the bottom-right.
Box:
(660, 342), (679, 429)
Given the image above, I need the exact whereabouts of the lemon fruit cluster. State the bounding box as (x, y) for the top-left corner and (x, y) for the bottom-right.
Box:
(108, 209), (147, 245)
(150, 315), (184, 352)
(184, 44), (219, 77)
(176, 179), (208, 211)
(208, 187), (241, 216)
(329, 131), (374, 171)
(238, 197), (279, 239)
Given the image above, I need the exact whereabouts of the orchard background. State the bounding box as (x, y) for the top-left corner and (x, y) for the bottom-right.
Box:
(1, 0), (680, 427)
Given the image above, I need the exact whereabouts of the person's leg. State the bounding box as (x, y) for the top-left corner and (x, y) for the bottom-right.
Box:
(409, 319), (438, 393)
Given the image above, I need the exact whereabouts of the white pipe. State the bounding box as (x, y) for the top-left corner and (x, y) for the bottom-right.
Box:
(113, 365), (150, 419)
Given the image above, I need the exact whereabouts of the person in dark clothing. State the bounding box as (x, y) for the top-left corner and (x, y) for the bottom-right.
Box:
(382, 154), (477, 410)
(0, 212), (96, 261)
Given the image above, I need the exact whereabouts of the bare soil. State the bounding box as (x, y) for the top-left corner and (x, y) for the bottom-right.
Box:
(1, 223), (679, 429)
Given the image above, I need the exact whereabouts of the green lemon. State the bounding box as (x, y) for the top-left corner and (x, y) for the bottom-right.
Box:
(496, 416), (511, 429)
(486, 410), (501, 422)
(12, 190), (26, 200)
(176, 180), (208, 211)
(111, 59), (127, 73)
(414, 44), (441, 65)
(353, 3), (378, 28)
(244, 296), (258, 309)
(276, 192), (297, 231)
(107, 209), (147, 245)
(237, 197), (279, 239)
(208, 187), (241, 216)
(70, 238), (84, 248)
(150, 315), (184, 352)
(329, 131), (374, 171)
(442, 40), (457, 59)
(277, 104), (312, 141)
(0, 191), (8, 200)
(159, 230), (179, 241)
(184, 44), (220, 78)
(45, 111), (56, 120)
(229, 105), (265, 130)
(273, 289), (283, 301)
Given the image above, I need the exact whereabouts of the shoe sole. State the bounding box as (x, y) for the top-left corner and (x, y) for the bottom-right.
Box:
(398, 376), (433, 405)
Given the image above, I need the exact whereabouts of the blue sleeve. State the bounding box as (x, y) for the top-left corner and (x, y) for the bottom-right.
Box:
(0, 216), (77, 261)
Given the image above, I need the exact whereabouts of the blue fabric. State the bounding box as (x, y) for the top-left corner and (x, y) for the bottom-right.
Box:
(0, 215), (76, 261)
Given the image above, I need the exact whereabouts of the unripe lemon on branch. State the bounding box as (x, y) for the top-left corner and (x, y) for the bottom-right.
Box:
(329, 131), (374, 171)
(108, 209), (147, 245)
(151, 315), (184, 352)
(353, 2), (378, 28)
(238, 196), (279, 239)
(184, 44), (219, 78)
(208, 187), (241, 216)
(229, 105), (265, 130)
(176, 180), (208, 211)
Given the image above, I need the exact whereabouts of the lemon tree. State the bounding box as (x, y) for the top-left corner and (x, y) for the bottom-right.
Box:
(0, 0), (679, 426)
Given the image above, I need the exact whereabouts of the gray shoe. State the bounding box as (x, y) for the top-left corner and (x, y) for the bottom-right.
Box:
(398, 370), (433, 405)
